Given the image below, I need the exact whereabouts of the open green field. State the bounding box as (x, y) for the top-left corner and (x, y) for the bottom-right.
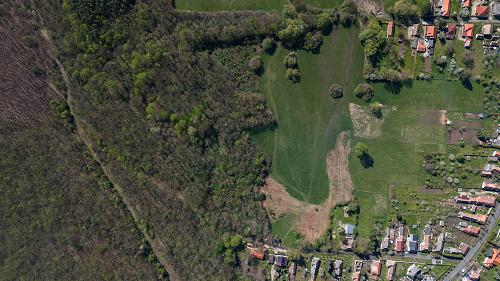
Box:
(349, 80), (484, 239)
(174, 0), (287, 11)
(303, 0), (344, 8)
(254, 26), (365, 204)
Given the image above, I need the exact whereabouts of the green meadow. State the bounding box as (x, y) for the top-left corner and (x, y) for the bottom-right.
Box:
(174, 0), (287, 11)
(254, 26), (365, 204)
(302, 0), (344, 8)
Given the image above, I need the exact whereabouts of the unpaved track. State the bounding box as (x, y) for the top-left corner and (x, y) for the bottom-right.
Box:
(261, 132), (353, 241)
(40, 29), (177, 280)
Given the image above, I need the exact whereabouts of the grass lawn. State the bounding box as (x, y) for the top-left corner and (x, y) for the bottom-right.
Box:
(303, 0), (344, 8)
(271, 214), (302, 247)
(432, 37), (484, 78)
(349, 80), (484, 240)
(174, 0), (287, 11)
(254, 26), (365, 204)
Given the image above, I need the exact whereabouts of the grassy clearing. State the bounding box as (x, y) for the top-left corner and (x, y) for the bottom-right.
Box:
(349, 80), (484, 239)
(271, 214), (302, 247)
(174, 0), (287, 11)
(303, 0), (344, 8)
(254, 26), (365, 204)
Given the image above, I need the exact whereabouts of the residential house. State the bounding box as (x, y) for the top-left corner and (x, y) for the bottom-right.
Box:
(441, 0), (451, 17)
(482, 24), (493, 37)
(446, 23), (456, 39)
(371, 260), (382, 277)
(407, 264), (420, 280)
(386, 260), (396, 281)
(494, 2), (500, 18)
(483, 181), (500, 192)
(387, 21), (394, 38)
(334, 260), (343, 277)
(461, 225), (481, 236)
(310, 257), (320, 281)
(459, 242), (470, 255)
(462, 24), (474, 48)
(381, 236), (390, 251)
(345, 224), (355, 237)
(492, 150), (500, 159)
(417, 40), (426, 52)
(459, 212), (488, 224)
(482, 163), (500, 177)
(249, 248), (265, 260)
(433, 233), (445, 252)
(395, 236), (405, 252)
(274, 255), (287, 267)
(407, 234), (419, 253)
(456, 194), (497, 207)
(425, 25), (437, 39)
(475, 5), (489, 18)
(419, 225), (432, 252)
(469, 269), (481, 280)
(484, 248), (500, 268)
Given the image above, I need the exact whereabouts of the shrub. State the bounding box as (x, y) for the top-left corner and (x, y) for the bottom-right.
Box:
(329, 84), (343, 99)
(369, 102), (382, 118)
(286, 68), (300, 83)
(462, 51), (474, 69)
(354, 83), (374, 101)
(316, 13), (332, 34)
(248, 55), (263, 73)
(283, 52), (298, 68)
(303, 32), (323, 52)
(262, 38), (275, 54)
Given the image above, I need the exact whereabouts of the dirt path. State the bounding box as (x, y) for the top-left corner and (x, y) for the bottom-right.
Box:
(40, 29), (177, 280)
(261, 132), (353, 241)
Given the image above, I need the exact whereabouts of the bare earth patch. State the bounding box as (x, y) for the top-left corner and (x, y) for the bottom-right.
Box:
(261, 132), (354, 242)
(349, 103), (391, 138)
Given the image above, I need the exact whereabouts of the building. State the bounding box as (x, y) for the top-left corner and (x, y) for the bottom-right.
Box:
(446, 23), (456, 39)
(493, 150), (500, 158)
(455, 194), (496, 207)
(274, 255), (288, 267)
(484, 248), (500, 268)
(462, 0), (471, 8)
(352, 271), (360, 281)
(411, 24), (420, 37)
(407, 234), (419, 253)
(420, 234), (431, 252)
(407, 264), (420, 280)
(268, 254), (275, 264)
(334, 260), (343, 277)
(310, 257), (320, 281)
(386, 260), (396, 281)
(381, 236), (389, 251)
(494, 2), (500, 18)
(462, 225), (481, 236)
(459, 242), (470, 255)
(433, 233), (444, 253)
(249, 248), (265, 260)
(395, 236), (405, 252)
(417, 40), (426, 52)
(425, 25), (437, 39)
(441, 0), (450, 17)
(475, 5), (489, 18)
(482, 24), (493, 37)
(387, 21), (394, 38)
(462, 24), (474, 38)
(371, 260), (382, 277)
(459, 212), (488, 224)
(483, 181), (500, 192)
(345, 224), (355, 237)
(289, 262), (297, 276)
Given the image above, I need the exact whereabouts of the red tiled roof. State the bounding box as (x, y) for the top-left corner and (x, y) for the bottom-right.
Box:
(484, 249), (500, 268)
(442, 0), (451, 16)
(387, 21), (394, 37)
(459, 243), (470, 255)
(463, 24), (474, 38)
(417, 40), (426, 52)
(463, 0), (471, 7)
(459, 212), (488, 224)
(371, 260), (382, 276)
(475, 5), (489, 17)
(395, 237), (405, 252)
(447, 23), (456, 36)
(462, 225), (481, 236)
(425, 25), (437, 38)
(483, 181), (500, 191)
(250, 249), (265, 260)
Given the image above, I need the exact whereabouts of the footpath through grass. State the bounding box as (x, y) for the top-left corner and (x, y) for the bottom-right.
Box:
(174, 0), (287, 11)
(254, 26), (365, 204)
(349, 80), (484, 239)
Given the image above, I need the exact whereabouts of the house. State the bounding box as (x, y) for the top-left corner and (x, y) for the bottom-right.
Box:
(446, 23), (456, 39)
(310, 257), (320, 281)
(352, 271), (360, 281)
(268, 254), (275, 264)
(465, 38), (472, 48)
(345, 224), (355, 237)
(469, 269), (481, 280)
(395, 236), (405, 252)
(371, 260), (382, 277)
(433, 233), (445, 253)
(462, 0), (471, 8)
(482, 24), (493, 37)
(407, 234), (419, 253)
(334, 260), (343, 277)
(484, 248), (500, 268)
(386, 260), (396, 281)
(442, 0), (451, 17)
(411, 24), (420, 37)
(274, 255), (288, 267)
(459, 212), (488, 224)
(462, 225), (481, 236)
(381, 236), (390, 251)
(420, 234), (431, 252)
(494, 2), (500, 18)
(417, 40), (426, 52)
(459, 242), (470, 255)
(425, 25), (437, 39)
(493, 150), (500, 158)
(483, 181), (500, 192)
(249, 248), (265, 260)
(387, 21), (394, 38)
(407, 264), (420, 280)
(462, 24), (474, 38)
(456, 194), (497, 207)
(475, 5), (489, 18)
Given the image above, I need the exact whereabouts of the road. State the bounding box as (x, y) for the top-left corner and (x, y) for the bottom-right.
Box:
(443, 202), (500, 281)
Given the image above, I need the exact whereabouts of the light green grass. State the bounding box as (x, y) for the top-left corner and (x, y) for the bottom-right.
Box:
(174, 0), (287, 11)
(350, 80), (484, 239)
(254, 26), (365, 204)
(271, 214), (301, 247)
(303, 0), (344, 8)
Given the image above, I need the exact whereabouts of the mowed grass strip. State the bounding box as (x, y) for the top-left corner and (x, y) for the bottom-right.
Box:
(254, 26), (365, 204)
(174, 0), (287, 11)
(302, 0), (344, 8)
(349, 80), (484, 239)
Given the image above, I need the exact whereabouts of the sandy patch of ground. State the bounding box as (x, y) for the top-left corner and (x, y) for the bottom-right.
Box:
(261, 132), (354, 242)
(349, 103), (391, 138)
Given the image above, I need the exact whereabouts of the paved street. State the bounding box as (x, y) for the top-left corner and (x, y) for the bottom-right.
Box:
(443, 202), (500, 281)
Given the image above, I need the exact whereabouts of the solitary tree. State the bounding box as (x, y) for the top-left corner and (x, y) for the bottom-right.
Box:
(262, 38), (275, 54)
(329, 84), (344, 99)
(355, 142), (373, 168)
(369, 102), (383, 118)
(248, 55), (263, 74)
(354, 83), (374, 101)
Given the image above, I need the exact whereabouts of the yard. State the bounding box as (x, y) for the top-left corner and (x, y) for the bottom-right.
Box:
(174, 0), (287, 11)
(254, 26), (365, 204)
